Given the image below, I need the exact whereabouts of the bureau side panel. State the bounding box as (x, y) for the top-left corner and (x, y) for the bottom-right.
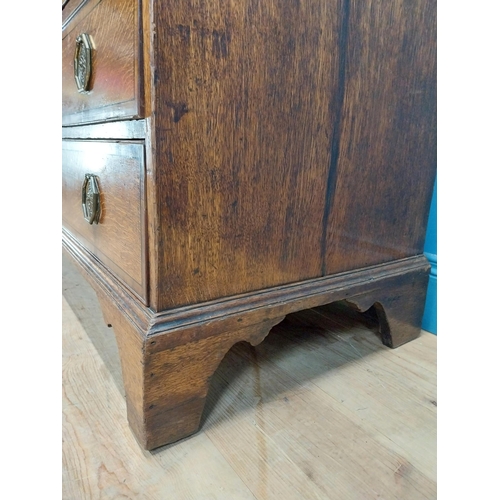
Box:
(323, 0), (437, 273)
(152, 0), (342, 309)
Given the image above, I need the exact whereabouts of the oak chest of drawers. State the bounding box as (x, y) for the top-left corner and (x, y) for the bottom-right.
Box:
(62, 0), (436, 450)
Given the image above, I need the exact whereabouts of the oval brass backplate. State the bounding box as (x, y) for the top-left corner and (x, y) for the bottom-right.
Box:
(81, 174), (101, 224)
(74, 33), (93, 93)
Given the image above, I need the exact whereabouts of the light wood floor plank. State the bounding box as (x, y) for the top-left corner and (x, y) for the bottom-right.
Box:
(258, 310), (437, 481)
(204, 341), (436, 499)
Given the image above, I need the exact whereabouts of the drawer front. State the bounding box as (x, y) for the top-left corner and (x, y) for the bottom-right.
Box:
(62, 140), (147, 302)
(62, 0), (84, 25)
(62, 0), (85, 26)
(62, 0), (142, 126)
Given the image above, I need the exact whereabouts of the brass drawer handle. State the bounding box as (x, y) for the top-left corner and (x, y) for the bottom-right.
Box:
(74, 33), (93, 93)
(81, 174), (101, 224)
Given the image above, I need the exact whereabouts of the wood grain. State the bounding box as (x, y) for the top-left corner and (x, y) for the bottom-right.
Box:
(62, 0), (142, 125)
(323, 0), (437, 273)
(97, 279), (285, 450)
(151, 0), (342, 309)
(146, 0), (436, 309)
(265, 305), (437, 479)
(206, 337), (436, 499)
(63, 254), (437, 499)
(62, 140), (147, 302)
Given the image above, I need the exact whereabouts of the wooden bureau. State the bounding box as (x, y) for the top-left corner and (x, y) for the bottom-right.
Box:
(62, 0), (436, 450)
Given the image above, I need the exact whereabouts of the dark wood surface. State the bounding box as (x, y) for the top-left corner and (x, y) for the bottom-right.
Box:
(62, 140), (147, 302)
(62, 0), (142, 125)
(323, 0), (437, 274)
(150, 0), (343, 309)
(149, 0), (436, 310)
(63, 0), (436, 451)
(62, 0), (436, 310)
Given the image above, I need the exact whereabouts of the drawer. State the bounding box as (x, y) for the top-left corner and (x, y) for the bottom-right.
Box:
(62, 0), (142, 126)
(62, 140), (147, 303)
(62, 0), (85, 25)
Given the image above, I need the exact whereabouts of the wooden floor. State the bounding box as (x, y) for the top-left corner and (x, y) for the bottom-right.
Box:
(62, 255), (437, 499)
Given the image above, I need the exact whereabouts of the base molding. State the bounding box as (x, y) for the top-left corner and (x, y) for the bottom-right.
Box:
(64, 231), (430, 449)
